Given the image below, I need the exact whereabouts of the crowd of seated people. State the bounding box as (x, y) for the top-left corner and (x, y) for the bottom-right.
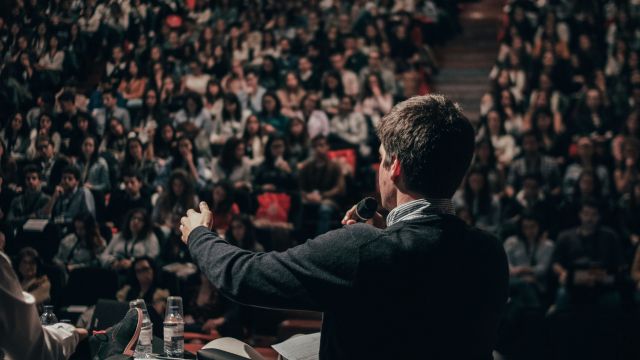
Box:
(466, 1), (640, 358)
(0, 0), (457, 344)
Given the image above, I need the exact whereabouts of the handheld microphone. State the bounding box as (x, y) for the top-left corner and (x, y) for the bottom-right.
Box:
(354, 197), (378, 222)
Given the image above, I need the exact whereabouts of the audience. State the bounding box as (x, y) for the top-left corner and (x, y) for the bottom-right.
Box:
(6, 0), (640, 355)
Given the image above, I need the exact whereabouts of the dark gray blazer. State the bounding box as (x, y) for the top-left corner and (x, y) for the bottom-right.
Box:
(188, 212), (509, 360)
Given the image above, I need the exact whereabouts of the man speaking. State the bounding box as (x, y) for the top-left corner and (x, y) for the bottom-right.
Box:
(180, 95), (509, 359)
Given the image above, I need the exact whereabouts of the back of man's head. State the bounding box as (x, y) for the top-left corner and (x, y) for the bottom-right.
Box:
(377, 95), (475, 198)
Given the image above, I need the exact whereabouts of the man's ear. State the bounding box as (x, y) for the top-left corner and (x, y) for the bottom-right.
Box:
(390, 157), (401, 182)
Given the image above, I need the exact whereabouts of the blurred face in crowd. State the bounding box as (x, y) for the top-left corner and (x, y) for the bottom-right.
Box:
(77, 116), (90, 133)
(150, 46), (162, 62)
(49, 36), (59, 50)
(74, 219), (86, 239)
(162, 124), (174, 142)
(230, 219), (246, 243)
(235, 142), (245, 160)
(290, 118), (304, 137)
(579, 205), (600, 232)
(129, 211), (145, 236)
(19, 255), (37, 280)
(82, 137), (96, 158)
(339, 97), (353, 115)
(246, 72), (258, 88)
(586, 89), (601, 110)
(110, 119), (125, 136)
(368, 51), (381, 69)
(112, 46), (123, 62)
(124, 176), (142, 197)
(298, 57), (312, 73)
(186, 97), (198, 114)
(171, 178), (185, 196)
(11, 113), (23, 131)
(330, 53), (345, 71)
(39, 114), (53, 132)
(521, 219), (540, 242)
(129, 140), (143, 160)
(178, 138), (192, 157)
(468, 172), (485, 194)
(61, 172), (79, 192)
(578, 173), (595, 196)
(145, 89), (158, 108)
(522, 135), (539, 156)
(303, 94), (317, 112)
(487, 111), (501, 135)
(285, 73), (299, 90)
(103, 93), (116, 109)
(135, 259), (153, 288)
(246, 115), (260, 135)
(24, 171), (41, 192)
(270, 139), (285, 159)
(128, 61), (139, 77)
(263, 95), (276, 113)
(38, 140), (54, 159)
(212, 184), (226, 206)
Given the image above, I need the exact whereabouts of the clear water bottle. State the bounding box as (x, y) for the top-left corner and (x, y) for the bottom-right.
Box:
(163, 296), (184, 356)
(40, 305), (58, 325)
(129, 299), (153, 358)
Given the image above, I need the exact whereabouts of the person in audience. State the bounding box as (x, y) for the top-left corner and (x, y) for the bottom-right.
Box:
(120, 137), (156, 186)
(0, 112), (30, 162)
(259, 92), (289, 135)
(277, 71), (306, 118)
(211, 137), (253, 191)
(91, 88), (131, 136)
(156, 136), (209, 191)
(504, 211), (555, 307)
(563, 137), (610, 197)
(76, 135), (110, 193)
(287, 117), (311, 169)
(551, 200), (625, 310)
(614, 137), (640, 194)
(101, 208), (160, 271)
(7, 165), (51, 228)
(45, 166), (95, 233)
(53, 213), (106, 273)
(16, 247), (51, 306)
(184, 273), (243, 337)
(207, 181), (240, 237)
(253, 134), (297, 193)
(116, 256), (169, 335)
(106, 171), (152, 230)
(453, 167), (502, 233)
(481, 109), (518, 166)
(241, 114), (268, 166)
(329, 95), (370, 157)
(210, 93), (248, 149)
(360, 72), (393, 127)
(299, 135), (345, 236)
(27, 112), (61, 160)
(226, 214), (264, 252)
(153, 169), (199, 236)
(99, 117), (129, 163)
(151, 122), (177, 164)
(506, 131), (561, 197)
(118, 60), (147, 108)
(31, 136), (70, 194)
(301, 93), (330, 140)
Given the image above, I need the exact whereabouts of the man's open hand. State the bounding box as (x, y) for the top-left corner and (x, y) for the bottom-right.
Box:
(180, 202), (214, 244)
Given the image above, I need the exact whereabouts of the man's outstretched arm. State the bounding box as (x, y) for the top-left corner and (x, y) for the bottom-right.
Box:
(183, 202), (378, 311)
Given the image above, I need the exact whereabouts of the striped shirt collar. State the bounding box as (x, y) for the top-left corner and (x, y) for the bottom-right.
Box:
(386, 198), (455, 227)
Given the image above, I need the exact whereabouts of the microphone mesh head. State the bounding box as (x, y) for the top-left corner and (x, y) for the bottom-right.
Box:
(356, 197), (378, 220)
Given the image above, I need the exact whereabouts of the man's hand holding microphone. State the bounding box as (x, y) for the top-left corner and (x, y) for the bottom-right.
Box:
(341, 197), (386, 229)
